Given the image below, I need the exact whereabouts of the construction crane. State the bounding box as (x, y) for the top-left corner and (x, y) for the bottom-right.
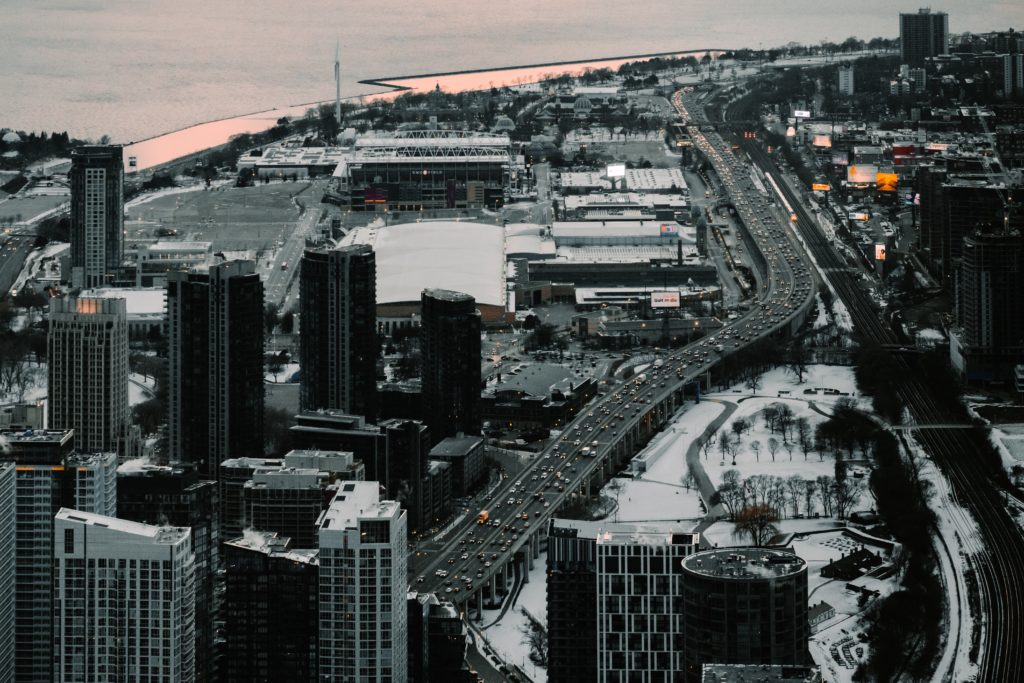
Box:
(972, 105), (1017, 233)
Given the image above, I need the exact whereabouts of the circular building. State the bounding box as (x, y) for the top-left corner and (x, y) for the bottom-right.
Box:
(681, 548), (809, 682)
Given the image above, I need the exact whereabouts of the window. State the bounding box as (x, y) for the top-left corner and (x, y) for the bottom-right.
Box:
(64, 528), (75, 554)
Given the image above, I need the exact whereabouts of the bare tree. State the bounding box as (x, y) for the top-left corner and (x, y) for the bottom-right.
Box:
(804, 479), (819, 517)
(787, 336), (811, 384)
(832, 459), (861, 519)
(745, 372), (762, 394)
(518, 607), (549, 666)
(700, 432), (717, 461)
(606, 478), (626, 521)
(767, 437), (780, 462)
(717, 431), (732, 464)
(681, 465), (697, 491)
(796, 417), (812, 460)
(786, 475), (804, 518)
(816, 475), (835, 516)
(750, 439), (762, 462)
(732, 504), (780, 546)
(784, 442), (795, 461)
(718, 469), (744, 520)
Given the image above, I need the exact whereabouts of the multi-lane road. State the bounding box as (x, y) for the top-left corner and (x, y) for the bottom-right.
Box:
(410, 89), (818, 603)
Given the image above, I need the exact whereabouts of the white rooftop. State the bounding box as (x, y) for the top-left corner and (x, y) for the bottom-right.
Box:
(55, 507), (189, 544)
(340, 221), (505, 307)
(558, 168), (687, 192)
(83, 287), (166, 315)
(318, 481), (398, 531)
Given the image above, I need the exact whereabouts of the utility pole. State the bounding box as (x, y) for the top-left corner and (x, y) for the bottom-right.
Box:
(334, 42), (342, 128)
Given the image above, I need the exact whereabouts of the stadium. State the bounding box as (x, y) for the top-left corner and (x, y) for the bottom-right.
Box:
(339, 220), (507, 330)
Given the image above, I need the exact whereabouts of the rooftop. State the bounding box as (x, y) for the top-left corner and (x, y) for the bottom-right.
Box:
(489, 363), (578, 399)
(83, 287), (166, 315)
(340, 221), (505, 307)
(682, 548), (807, 580)
(429, 435), (484, 458)
(0, 428), (74, 445)
(224, 530), (319, 565)
(55, 507), (189, 545)
(318, 481), (398, 532)
(701, 664), (822, 683)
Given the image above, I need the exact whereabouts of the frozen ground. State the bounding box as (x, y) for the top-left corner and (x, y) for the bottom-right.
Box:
(265, 362), (299, 384)
(9, 241), (68, 296)
(477, 552), (549, 683)
(128, 373), (156, 406)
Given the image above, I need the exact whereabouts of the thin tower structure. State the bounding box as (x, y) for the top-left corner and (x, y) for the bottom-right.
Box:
(335, 42), (342, 127)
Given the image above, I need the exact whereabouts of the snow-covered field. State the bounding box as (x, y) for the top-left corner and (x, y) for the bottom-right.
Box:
(477, 558), (549, 683)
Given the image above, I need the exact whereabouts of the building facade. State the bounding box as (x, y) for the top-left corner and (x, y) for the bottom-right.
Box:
(837, 63), (855, 96)
(116, 464), (220, 683)
(69, 146), (123, 289)
(900, 9), (949, 67)
(242, 468), (328, 549)
(53, 508), (195, 683)
(2, 430), (117, 683)
(681, 548), (810, 682)
(0, 462), (15, 683)
(47, 297), (129, 454)
(300, 244), (378, 418)
(223, 532), (319, 683)
(318, 482), (407, 682)
(167, 261), (264, 476)
(421, 289), (481, 445)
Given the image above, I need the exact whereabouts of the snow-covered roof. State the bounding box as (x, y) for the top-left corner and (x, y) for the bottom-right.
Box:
(84, 287), (166, 315)
(340, 221), (505, 307)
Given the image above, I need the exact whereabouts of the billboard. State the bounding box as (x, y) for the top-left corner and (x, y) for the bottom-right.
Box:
(876, 172), (898, 192)
(606, 163), (626, 179)
(659, 223), (679, 237)
(651, 291), (681, 308)
(811, 183), (832, 192)
(875, 244), (887, 261)
(793, 109), (811, 118)
(812, 134), (832, 148)
(847, 164), (878, 184)
(848, 212), (870, 221)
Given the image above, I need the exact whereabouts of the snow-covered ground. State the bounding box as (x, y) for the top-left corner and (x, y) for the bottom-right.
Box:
(128, 373), (156, 406)
(264, 362), (299, 384)
(0, 361), (47, 406)
(8, 241), (68, 296)
(477, 556), (549, 683)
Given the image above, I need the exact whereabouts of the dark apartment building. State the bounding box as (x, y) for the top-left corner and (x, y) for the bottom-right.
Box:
(69, 145), (123, 288)
(900, 8), (948, 67)
(167, 260), (264, 477)
(421, 288), (482, 445)
(300, 244), (378, 419)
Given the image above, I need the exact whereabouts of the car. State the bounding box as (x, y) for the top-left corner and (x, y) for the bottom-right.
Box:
(461, 552), (469, 560)
(484, 561), (493, 568)
(417, 576), (425, 583)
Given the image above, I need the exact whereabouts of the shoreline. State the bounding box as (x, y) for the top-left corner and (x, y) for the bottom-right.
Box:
(122, 47), (724, 172)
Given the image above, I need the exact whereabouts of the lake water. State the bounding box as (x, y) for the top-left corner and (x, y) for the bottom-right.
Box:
(2, 0), (1019, 143)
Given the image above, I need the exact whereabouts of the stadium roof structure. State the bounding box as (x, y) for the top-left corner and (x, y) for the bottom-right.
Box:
(350, 130), (512, 159)
(340, 220), (506, 308)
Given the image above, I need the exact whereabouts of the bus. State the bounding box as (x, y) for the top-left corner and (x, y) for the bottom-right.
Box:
(477, 510), (490, 525)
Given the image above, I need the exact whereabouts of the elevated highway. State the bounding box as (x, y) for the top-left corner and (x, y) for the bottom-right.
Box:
(410, 89), (818, 613)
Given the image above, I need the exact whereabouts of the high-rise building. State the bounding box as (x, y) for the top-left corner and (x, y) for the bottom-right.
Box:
(116, 463), (220, 683)
(218, 456), (284, 540)
(290, 412), (389, 483)
(69, 145), (123, 289)
(47, 296), (130, 454)
(167, 260), (264, 476)
(421, 289), (481, 445)
(243, 468), (330, 549)
(0, 462), (15, 683)
(900, 9), (949, 67)
(952, 230), (1024, 383)
(837, 63), (855, 96)
(223, 532), (319, 683)
(53, 508), (196, 683)
(681, 548), (810, 682)
(300, 244), (378, 419)
(547, 520), (700, 683)
(318, 481), (407, 682)
(1, 429), (116, 683)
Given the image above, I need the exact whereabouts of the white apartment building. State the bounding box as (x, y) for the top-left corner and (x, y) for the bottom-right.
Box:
(53, 508), (196, 683)
(318, 481), (407, 683)
(838, 63), (855, 96)
(47, 296), (129, 454)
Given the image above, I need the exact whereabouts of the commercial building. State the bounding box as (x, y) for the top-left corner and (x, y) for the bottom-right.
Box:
(242, 468), (330, 549)
(481, 365), (599, 431)
(53, 508), (195, 683)
(223, 532), (319, 683)
(332, 130), (514, 211)
(428, 435), (485, 497)
(290, 412), (389, 483)
(681, 548), (810, 681)
(218, 457), (284, 541)
(85, 287), (166, 339)
(407, 592), (475, 683)
(135, 241), (212, 288)
(547, 520), (701, 683)
(238, 144), (347, 180)
(421, 289), (482, 444)
(952, 230), (1024, 384)
(900, 9), (949, 67)
(167, 261), (264, 476)
(116, 463), (219, 683)
(4, 434), (118, 683)
(47, 296), (130, 454)
(558, 168), (688, 194)
(318, 482), (408, 682)
(300, 244), (378, 418)
(0, 462), (14, 683)
(69, 145), (123, 289)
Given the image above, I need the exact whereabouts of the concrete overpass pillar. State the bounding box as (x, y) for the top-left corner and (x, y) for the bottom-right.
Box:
(475, 588), (483, 621)
(489, 574), (497, 601)
(524, 553), (532, 578)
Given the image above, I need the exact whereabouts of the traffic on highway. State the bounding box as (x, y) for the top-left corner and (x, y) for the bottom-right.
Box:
(410, 87), (818, 602)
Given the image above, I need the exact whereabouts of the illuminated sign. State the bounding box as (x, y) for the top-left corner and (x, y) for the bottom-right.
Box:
(793, 109), (811, 118)
(812, 134), (832, 148)
(606, 163), (626, 179)
(848, 212), (870, 221)
(659, 223), (679, 237)
(650, 291), (680, 308)
(811, 183), (831, 192)
(875, 244), (887, 261)
(876, 172), (898, 192)
(847, 164), (878, 184)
